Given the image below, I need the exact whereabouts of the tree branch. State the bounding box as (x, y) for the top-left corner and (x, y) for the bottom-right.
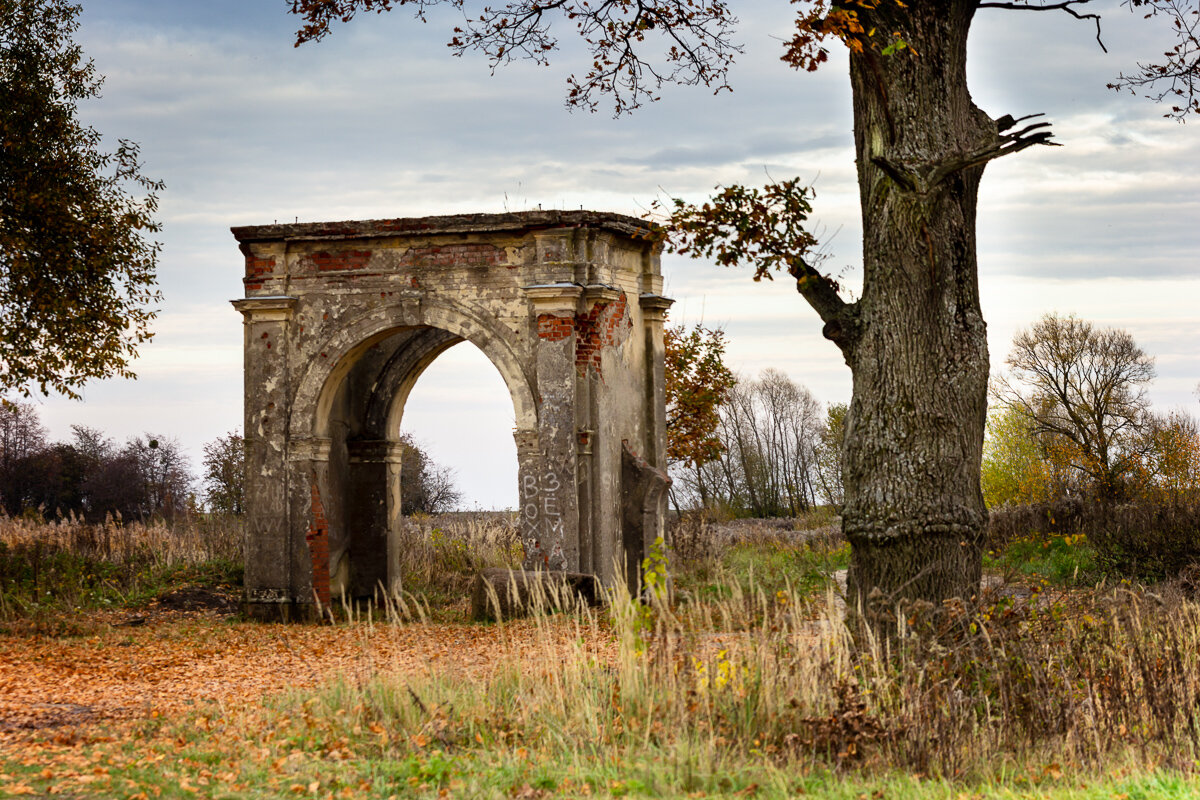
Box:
(978, 0), (1106, 52)
(1108, 0), (1199, 120)
(786, 257), (857, 349)
(656, 177), (858, 354)
(872, 113), (1058, 194)
(289, 0), (740, 115)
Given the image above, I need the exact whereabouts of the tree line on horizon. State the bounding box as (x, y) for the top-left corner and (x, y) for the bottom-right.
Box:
(0, 408), (463, 523)
(667, 314), (1200, 518)
(0, 409), (238, 522)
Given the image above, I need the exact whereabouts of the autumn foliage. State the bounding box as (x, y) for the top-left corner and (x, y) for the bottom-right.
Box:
(663, 323), (736, 471)
(985, 316), (1200, 581)
(1, 0), (163, 398)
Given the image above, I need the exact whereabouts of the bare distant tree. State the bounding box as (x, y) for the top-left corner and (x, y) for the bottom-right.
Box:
(69, 425), (114, 464)
(0, 402), (45, 467)
(814, 402), (846, 508)
(995, 313), (1156, 498)
(680, 369), (825, 517)
(0, 402), (47, 514)
(123, 434), (193, 520)
(398, 433), (462, 515)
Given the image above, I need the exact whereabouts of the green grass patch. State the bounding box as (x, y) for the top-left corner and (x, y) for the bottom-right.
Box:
(678, 531), (849, 606)
(986, 533), (1098, 587)
(0, 545), (241, 615)
(7, 706), (1198, 800)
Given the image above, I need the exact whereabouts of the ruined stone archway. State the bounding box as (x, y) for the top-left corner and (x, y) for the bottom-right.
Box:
(232, 211), (673, 618)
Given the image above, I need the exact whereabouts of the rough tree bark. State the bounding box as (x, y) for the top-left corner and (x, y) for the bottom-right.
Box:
(836, 4), (994, 612)
(662, 3), (1059, 617)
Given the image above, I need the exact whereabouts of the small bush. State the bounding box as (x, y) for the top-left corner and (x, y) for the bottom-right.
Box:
(986, 531), (1097, 586)
(987, 496), (1087, 551)
(990, 498), (1200, 583)
(1087, 500), (1200, 581)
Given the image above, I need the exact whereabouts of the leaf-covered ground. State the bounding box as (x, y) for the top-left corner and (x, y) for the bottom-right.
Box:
(0, 602), (613, 797)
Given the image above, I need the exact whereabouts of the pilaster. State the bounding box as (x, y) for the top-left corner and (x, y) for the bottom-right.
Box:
(639, 293), (674, 467)
(522, 283), (584, 571)
(232, 296), (298, 608)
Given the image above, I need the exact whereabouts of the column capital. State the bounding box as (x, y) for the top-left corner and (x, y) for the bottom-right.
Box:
(522, 282), (583, 316)
(232, 296), (297, 323)
(513, 428), (539, 452)
(583, 283), (622, 305)
(347, 439), (406, 464)
(638, 293), (674, 322)
(288, 437), (332, 463)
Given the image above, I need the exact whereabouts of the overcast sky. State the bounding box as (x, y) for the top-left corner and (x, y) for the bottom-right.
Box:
(25, 0), (1200, 508)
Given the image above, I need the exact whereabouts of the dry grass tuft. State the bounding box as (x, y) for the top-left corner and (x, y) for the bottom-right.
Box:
(0, 513), (242, 566)
(387, 511), (523, 616)
(0, 514), (242, 630)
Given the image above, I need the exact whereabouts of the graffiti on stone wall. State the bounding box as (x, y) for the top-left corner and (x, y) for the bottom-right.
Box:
(521, 467), (568, 570)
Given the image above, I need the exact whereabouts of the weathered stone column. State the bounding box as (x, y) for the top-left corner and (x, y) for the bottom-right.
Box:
(634, 293), (675, 593)
(345, 439), (396, 599)
(639, 294), (674, 466)
(287, 437), (332, 610)
(383, 440), (407, 599)
(231, 296), (297, 616)
(341, 439), (406, 599)
(513, 427), (541, 566)
(522, 283), (583, 572)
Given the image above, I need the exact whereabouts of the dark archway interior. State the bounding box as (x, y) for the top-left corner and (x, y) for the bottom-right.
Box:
(325, 326), (466, 598)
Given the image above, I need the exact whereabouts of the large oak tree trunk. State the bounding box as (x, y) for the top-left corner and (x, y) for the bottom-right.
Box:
(841, 3), (993, 615)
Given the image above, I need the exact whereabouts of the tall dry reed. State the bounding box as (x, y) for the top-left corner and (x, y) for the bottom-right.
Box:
(290, 523), (1200, 783)
(0, 514), (242, 624)
(0, 513), (242, 567)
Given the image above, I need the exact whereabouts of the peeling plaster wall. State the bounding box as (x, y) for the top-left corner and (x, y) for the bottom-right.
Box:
(232, 211), (672, 617)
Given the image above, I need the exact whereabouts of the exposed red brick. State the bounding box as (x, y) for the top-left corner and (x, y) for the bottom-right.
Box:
(245, 255), (275, 276)
(243, 254), (275, 291)
(398, 243), (503, 268)
(537, 293), (630, 372)
(537, 314), (574, 341)
(306, 482), (331, 606)
(573, 292), (629, 377)
(311, 250), (373, 272)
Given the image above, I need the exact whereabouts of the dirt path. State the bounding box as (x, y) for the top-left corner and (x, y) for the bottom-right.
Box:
(0, 607), (609, 744)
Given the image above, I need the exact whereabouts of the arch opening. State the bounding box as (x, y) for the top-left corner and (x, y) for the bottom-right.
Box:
(318, 323), (522, 600)
(297, 298), (538, 443)
(393, 342), (519, 511)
